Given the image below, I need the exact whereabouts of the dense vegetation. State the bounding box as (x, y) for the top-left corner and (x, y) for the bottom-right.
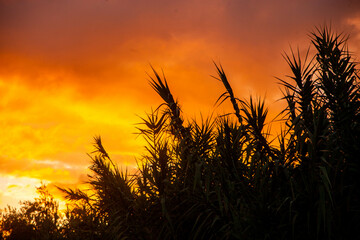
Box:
(1, 27), (359, 240)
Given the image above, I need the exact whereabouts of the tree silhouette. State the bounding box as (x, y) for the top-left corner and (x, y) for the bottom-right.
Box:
(0, 184), (62, 240)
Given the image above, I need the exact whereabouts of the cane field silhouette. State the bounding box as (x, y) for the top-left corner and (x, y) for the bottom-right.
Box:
(1, 26), (359, 239)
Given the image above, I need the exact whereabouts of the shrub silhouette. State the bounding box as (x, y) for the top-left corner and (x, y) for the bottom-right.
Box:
(1, 26), (359, 240)
(0, 185), (62, 240)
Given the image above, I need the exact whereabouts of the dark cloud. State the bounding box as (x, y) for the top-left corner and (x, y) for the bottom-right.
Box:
(1, 0), (359, 122)
(1, 0), (358, 92)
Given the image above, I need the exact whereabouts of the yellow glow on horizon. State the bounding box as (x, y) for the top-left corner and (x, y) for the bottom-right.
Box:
(0, 175), (47, 208)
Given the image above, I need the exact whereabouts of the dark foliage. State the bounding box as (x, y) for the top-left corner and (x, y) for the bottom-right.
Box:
(1, 26), (359, 240)
(0, 185), (63, 240)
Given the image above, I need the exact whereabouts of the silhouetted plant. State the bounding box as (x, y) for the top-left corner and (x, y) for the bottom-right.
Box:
(58, 26), (360, 240)
(0, 184), (63, 240)
(2, 25), (359, 240)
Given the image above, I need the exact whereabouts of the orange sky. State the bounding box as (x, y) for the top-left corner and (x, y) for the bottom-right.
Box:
(1, 0), (360, 208)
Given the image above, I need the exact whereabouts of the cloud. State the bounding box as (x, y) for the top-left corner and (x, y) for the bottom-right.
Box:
(0, 78), (142, 188)
(1, 0), (359, 100)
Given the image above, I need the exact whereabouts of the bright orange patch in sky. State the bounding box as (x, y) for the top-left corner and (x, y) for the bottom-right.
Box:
(1, 0), (360, 208)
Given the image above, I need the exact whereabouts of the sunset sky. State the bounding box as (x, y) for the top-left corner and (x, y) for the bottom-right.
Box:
(1, 0), (360, 208)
